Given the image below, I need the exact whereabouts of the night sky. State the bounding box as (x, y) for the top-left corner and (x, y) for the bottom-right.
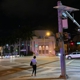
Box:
(0, 0), (80, 37)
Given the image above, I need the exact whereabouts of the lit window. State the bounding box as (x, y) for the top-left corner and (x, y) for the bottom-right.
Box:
(39, 46), (42, 50)
(46, 46), (48, 50)
(43, 46), (44, 49)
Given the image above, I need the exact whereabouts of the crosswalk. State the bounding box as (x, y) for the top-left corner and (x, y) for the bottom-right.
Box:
(10, 66), (61, 80)
(1, 59), (80, 80)
(9, 60), (76, 80)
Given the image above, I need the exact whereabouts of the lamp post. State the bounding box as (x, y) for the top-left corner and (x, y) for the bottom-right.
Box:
(53, 1), (79, 79)
(0, 47), (3, 59)
(43, 31), (51, 55)
(19, 39), (21, 57)
(57, 1), (66, 78)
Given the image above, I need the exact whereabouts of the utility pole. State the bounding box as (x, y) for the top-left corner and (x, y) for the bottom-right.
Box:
(53, 1), (79, 79)
(19, 39), (21, 57)
(57, 1), (66, 78)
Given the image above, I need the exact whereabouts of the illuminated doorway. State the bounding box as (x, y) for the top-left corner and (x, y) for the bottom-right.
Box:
(38, 45), (49, 54)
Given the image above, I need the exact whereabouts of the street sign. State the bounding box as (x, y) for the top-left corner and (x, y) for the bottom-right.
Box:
(62, 19), (68, 29)
(77, 42), (80, 45)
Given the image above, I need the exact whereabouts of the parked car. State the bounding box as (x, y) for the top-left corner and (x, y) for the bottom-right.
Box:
(66, 52), (80, 59)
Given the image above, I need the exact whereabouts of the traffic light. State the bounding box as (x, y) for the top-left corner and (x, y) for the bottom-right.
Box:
(70, 41), (74, 46)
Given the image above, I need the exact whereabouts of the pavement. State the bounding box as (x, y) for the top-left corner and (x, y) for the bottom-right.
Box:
(0, 56), (80, 80)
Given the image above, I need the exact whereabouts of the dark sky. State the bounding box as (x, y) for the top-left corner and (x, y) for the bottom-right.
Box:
(0, 0), (80, 37)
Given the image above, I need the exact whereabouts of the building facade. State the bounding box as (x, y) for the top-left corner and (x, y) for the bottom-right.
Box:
(30, 30), (56, 56)
(0, 30), (56, 57)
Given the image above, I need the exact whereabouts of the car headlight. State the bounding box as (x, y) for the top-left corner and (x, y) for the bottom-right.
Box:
(58, 53), (61, 56)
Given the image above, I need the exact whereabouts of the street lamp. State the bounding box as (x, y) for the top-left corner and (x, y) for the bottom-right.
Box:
(43, 31), (51, 55)
(46, 31), (51, 36)
(53, 1), (79, 79)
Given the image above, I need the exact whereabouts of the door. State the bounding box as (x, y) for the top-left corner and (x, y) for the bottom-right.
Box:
(76, 52), (80, 58)
(71, 52), (77, 58)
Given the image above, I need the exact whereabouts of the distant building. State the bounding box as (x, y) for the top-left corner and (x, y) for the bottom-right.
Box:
(1, 30), (56, 57)
(30, 30), (56, 56)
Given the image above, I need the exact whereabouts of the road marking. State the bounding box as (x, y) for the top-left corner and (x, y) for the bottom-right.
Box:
(38, 60), (74, 74)
(66, 60), (74, 65)
(7, 59), (75, 80)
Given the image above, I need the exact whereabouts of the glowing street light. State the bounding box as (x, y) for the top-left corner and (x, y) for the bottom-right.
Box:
(43, 31), (51, 55)
(46, 31), (51, 36)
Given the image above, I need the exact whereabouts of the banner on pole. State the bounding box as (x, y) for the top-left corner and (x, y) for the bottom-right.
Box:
(62, 19), (68, 29)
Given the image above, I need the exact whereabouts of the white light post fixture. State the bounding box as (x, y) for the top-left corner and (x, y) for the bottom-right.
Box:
(53, 1), (79, 79)
(43, 31), (51, 55)
(46, 31), (51, 36)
